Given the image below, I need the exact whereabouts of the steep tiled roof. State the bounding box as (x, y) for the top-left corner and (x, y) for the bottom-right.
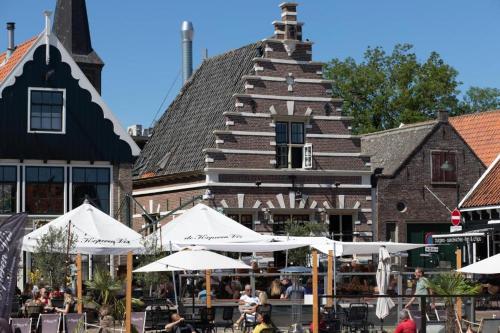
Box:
(0, 36), (38, 83)
(460, 154), (500, 209)
(133, 42), (262, 179)
(450, 110), (500, 166)
(361, 121), (438, 176)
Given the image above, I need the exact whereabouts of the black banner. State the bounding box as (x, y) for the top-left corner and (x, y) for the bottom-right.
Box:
(0, 213), (27, 319)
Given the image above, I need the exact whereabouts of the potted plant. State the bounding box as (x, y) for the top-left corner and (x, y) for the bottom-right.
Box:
(85, 268), (123, 332)
(427, 272), (481, 333)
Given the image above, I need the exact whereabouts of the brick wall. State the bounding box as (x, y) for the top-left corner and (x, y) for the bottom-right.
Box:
(376, 123), (486, 241)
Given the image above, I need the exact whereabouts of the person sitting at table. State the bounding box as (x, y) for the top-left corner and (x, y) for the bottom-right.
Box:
(268, 279), (281, 299)
(165, 313), (196, 333)
(55, 288), (74, 314)
(26, 291), (43, 306)
(234, 285), (260, 328)
(38, 288), (52, 307)
(252, 312), (271, 333)
(197, 283), (215, 303)
(394, 309), (416, 333)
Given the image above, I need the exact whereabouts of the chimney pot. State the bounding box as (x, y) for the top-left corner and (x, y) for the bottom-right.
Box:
(181, 21), (194, 84)
(6, 22), (15, 59)
(437, 110), (449, 123)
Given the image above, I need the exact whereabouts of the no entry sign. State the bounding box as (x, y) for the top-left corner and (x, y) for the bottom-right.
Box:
(451, 208), (461, 226)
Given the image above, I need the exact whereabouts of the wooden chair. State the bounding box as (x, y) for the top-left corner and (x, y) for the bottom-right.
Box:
(463, 318), (500, 333)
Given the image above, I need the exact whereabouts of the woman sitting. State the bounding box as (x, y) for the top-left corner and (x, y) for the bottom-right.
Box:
(253, 313), (271, 333)
(55, 289), (75, 314)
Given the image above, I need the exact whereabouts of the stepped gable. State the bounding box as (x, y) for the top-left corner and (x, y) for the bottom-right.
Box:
(133, 43), (262, 179)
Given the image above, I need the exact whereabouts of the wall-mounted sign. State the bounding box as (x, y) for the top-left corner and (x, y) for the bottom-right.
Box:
(433, 234), (483, 244)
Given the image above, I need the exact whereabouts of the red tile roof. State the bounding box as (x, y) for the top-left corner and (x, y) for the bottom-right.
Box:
(450, 110), (500, 166)
(0, 36), (38, 83)
(461, 154), (500, 208)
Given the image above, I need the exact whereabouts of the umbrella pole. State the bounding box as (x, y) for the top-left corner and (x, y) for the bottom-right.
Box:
(206, 270), (211, 308)
(333, 248), (337, 297)
(76, 253), (83, 314)
(169, 242), (179, 310)
(327, 250), (333, 308)
(312, 250), (318, 333)
(125, 251), (133, 333)
(456, 248), (462, 320)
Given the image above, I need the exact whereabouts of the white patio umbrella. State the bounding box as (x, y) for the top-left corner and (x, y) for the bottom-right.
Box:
(149, 203), (268, 249)
(376, 246), (395, 320)
(133, 247), (252, 272)
(23, 201), (144, 255)
(458, 253), (500, 274)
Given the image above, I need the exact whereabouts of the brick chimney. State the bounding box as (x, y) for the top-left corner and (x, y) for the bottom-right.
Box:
(437, 110), (449, 123)
(274, 3), (304, 56)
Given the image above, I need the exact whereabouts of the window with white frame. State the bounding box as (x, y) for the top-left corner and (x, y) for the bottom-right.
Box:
(275, 122), (312, 169)
(28, 88), (65, 133)
(0, 166), (17, 214)
(72, 167), (111, 213)
(25, 166), (64, 214)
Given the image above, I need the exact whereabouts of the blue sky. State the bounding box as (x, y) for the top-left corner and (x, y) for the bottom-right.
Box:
(2, 0), (500, 128)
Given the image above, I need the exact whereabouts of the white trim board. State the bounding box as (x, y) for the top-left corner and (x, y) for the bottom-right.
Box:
(0, 32), (140, 156)
(233, 93), (339, 102)
(204, 167), (372, 176)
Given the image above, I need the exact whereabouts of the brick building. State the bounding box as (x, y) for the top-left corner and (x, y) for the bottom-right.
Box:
(133, 3), (373, 261)
(0, 0), (139, 282)
(362, 111), (486, 268)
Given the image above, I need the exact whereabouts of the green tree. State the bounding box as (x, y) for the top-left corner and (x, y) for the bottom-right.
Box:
(325, 44), (461, 134)
(457, 86), (500, 115)
(284, 221), (326, 266)
(32, 226), (76, 288)
(427, 272), (481, 333)
(135, 234), (170, 296)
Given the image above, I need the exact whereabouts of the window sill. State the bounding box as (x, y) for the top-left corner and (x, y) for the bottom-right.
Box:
(27, 130), (66, 135)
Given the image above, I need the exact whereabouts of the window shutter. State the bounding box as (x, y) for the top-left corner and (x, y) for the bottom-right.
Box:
(431, 151), (443, 182)
(303, 144), (313, 169)
(445, 152), (457, 182)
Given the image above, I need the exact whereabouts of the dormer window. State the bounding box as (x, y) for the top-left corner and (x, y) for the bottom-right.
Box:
(28, 88), (66, 134)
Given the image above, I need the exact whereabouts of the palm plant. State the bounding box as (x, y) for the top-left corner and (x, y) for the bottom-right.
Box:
(85, 267), (123, 321)
(427, 272), (481, 333)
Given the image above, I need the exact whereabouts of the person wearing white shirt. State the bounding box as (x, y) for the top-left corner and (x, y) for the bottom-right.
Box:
(234, 285), (260, 328)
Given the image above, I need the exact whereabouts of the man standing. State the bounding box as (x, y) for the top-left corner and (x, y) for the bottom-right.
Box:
(405, 267), (435, 310)
(394, 310), (417, 333)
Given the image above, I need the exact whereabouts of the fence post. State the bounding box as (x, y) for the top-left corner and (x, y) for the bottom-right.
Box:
(420, 295), (427, 333)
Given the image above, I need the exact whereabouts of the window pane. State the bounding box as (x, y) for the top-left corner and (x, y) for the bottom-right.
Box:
(291, 147), (303, 168)
(25, 183), (64, 214)
(291, 123), (304, 144)
(52, 118), (62, 130)
(276, 145), (288, 168)
(50, 168), (64, 182)
(51, 105), (61, 116)
(85, 169), (97, 182)
(31, 117), (41, 129)
(42, 92), (52, 104)
(275, 122), (288, 144)
(72, 168), (85, 183)
(31, 91), (42, 103)
(431, 152), (443, 182)
(38, 168), (50, 181)
(31, 105), (41, 117)
(41, 105), (51, 114)
(41, 117), (51, 129)
(52, 92), (63, 105)
(26, 167), (38, 182)
(3, 167), (16, 182)
(97, 169), (110, 183)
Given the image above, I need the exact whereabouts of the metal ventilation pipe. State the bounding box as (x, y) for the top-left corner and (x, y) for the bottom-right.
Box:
(181, 21), (194, 84)
(6, 22), (15, 59)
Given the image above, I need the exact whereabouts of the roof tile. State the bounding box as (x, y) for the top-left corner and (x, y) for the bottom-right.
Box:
(461, 154), (500, 208)
(450, 110), (500, 166)
(0, 36), (38, 83)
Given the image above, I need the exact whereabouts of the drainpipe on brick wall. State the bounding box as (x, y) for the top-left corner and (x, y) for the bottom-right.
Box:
(371, 168), (384, 241)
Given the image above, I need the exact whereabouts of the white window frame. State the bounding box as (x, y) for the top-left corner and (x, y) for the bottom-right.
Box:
(303, 143), (313, 169)
(276, 121), (307, 169)
(27, 87), (66, 134)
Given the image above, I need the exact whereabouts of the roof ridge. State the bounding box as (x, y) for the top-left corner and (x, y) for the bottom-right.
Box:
(362, 120), (437, 138)
(450, 109), (500, 120)
(0, 35), (40, 83)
